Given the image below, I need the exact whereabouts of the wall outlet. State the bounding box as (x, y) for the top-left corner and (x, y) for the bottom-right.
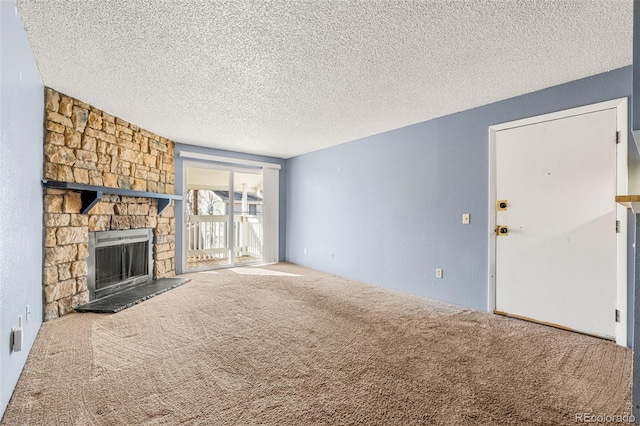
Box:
(462, 214), (470, 224)
(11, 316), (24, 352)
(11, 327), (23, 352)
(436, 268), (443, 279)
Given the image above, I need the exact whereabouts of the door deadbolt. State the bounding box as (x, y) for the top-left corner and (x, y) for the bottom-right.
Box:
(497, 200), (508, 211)
(496, 226), (509, 236)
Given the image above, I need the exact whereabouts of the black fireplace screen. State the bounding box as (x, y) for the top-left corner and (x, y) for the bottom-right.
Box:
(95, 241), (149, 290)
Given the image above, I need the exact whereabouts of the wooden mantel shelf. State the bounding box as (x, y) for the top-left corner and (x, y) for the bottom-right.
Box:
(616, 195), (640, 213)
(42, 180), (182, 214)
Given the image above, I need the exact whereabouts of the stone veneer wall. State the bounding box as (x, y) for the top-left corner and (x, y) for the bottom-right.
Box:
(43, 88), (176, 320)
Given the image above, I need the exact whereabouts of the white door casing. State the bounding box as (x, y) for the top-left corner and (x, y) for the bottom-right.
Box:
(262, 166), (280, 264)
(488, 98), (628, 346)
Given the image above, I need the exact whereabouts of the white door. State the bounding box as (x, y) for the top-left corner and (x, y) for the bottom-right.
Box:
(494, 108), (618, 339)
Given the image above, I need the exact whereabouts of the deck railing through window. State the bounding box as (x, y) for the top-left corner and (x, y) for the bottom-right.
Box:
(187, 214), (263, 266)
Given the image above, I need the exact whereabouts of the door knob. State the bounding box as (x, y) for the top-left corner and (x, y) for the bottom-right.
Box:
(496, 225), (509, 236)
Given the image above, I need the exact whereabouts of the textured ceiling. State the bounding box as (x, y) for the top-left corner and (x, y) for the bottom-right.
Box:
(15, 0), (632, 159)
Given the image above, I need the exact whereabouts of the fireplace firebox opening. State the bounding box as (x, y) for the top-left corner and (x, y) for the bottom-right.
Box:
(88, 229), (154, 300)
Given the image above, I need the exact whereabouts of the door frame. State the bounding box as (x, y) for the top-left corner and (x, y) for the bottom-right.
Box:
(487, 97), (628, 346)
(181, 160), (264, 272)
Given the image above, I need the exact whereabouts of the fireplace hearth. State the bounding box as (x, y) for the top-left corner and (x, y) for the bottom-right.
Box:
(77, 227), (187, 313)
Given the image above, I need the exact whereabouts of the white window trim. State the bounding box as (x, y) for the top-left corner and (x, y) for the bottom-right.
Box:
(178, 151), (281, 170)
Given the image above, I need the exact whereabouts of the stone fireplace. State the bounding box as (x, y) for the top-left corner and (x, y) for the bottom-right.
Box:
(43, 88), (177, 320)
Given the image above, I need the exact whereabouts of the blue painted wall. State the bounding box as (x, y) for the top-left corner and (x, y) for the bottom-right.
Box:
(286, 67), (633, 318)
(0, 0), (44, 419)
(174, 144), (287, 272)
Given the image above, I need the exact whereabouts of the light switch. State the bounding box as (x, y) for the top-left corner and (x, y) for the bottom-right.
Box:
(462, 214), (470, 224)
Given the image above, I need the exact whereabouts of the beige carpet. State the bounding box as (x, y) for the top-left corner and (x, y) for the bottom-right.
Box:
(1, 263), (632, 425)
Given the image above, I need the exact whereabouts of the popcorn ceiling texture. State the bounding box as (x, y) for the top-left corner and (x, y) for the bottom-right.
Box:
(43, 88), (176, 320)
(15, 1), (632, 158)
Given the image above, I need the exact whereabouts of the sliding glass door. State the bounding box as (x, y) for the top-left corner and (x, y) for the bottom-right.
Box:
(184, 164), (263, 271)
